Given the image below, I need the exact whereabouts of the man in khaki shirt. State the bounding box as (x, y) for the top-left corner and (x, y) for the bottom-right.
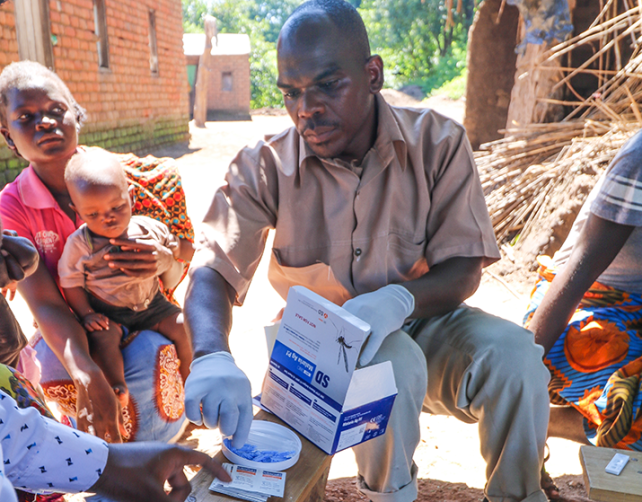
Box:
(184, 1), (551, 501)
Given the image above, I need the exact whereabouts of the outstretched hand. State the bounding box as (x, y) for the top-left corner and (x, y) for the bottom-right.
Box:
(90, 442), (232, 502)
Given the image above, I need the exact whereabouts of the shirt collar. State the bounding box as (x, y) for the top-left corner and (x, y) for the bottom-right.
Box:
(298, 93), (407, 172)
(18, 165), (59, 209)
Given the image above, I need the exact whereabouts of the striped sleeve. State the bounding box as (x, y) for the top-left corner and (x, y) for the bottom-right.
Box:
(592, 131), (642, 227)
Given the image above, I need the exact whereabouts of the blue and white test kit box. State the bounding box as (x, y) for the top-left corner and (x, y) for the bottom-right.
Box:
(261, 286), (398, 455)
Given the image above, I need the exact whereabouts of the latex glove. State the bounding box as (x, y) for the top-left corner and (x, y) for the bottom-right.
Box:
(342, 284), (415, 366)
(184, 351), (253, 448)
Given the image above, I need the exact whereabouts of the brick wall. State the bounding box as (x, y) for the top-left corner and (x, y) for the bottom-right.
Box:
(0, 0), (189, 184)
(206, 54), (251, 116)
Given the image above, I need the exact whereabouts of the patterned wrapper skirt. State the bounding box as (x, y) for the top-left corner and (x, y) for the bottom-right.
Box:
(524, 257), (642, 450)
(32, 329), (186, 443)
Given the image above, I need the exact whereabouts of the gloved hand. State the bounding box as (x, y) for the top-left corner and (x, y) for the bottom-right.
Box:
(184, 351), (253, 448)
(342, 284), (415, 366)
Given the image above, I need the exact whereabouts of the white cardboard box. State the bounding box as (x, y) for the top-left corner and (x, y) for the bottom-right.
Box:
(261, 286), (398, 455)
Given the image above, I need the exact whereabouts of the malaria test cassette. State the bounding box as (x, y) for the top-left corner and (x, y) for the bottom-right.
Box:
(261, 286), (398, 455)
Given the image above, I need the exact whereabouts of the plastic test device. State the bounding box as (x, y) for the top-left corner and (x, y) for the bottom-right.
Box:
(604, 452), (630, 475)
(222, 420), (302, 471)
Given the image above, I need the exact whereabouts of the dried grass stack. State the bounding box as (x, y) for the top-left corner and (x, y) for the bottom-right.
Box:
(479, 2), (642, 243)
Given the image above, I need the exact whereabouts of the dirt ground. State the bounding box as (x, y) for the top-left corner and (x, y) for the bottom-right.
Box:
(8, 94), (591, 502)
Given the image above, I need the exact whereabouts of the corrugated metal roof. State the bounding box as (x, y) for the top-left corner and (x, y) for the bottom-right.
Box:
(183, 33), (251, 57)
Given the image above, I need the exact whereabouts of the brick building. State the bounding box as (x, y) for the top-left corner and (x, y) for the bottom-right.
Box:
(0, 0), (190, 183)
(184, 32), (251, 119)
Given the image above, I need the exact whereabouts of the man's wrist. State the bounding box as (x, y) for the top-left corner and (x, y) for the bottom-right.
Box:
(193, 346), (231, 360)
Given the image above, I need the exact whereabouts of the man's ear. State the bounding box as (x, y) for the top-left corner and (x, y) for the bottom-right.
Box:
(0, 127), (20, 157)
(366, 55), (384, 94)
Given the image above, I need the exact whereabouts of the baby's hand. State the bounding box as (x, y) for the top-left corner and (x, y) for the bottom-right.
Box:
(82, 312), (110, 332)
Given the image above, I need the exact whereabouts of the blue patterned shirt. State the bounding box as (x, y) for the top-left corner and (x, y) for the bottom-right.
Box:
(0, 390), (109, 501)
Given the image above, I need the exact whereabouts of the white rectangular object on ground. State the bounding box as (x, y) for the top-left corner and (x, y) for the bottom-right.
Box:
(605, 453), (630, 475)
(209, 463), (286, 500)
(261, 286), (398, 455)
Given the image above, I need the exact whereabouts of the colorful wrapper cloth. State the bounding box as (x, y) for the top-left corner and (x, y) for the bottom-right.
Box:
(524, 256), (642, 450)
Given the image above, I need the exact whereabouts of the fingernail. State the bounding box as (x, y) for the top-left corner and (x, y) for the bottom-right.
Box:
(104, 255), (110, 260)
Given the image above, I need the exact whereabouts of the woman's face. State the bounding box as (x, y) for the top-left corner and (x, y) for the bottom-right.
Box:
(0, 78), (79, 168)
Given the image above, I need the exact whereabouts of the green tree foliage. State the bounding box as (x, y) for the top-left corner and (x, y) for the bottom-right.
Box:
(182, 0), (301, 108)
(359, 0), (474, 93)
(182, 0), (474, 107)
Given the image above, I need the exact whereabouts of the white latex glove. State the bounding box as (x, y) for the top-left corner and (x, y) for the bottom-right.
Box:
(342, 284), (415, 366)
(184, 351), (253, 448)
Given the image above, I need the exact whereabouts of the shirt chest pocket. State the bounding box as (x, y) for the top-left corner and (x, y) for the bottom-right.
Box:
(267, 248), (351, 305)
(386, 233), (429, 282)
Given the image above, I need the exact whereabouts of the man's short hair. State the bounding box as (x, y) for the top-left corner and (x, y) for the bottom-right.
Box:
(288, 0), (371, 61)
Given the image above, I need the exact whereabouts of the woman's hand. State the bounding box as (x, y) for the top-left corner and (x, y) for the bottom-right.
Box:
(105, 238), (175, 280)
(74, 368), (124, 443)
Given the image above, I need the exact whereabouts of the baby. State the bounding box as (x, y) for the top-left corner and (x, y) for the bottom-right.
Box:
(58, 148), (192, 405)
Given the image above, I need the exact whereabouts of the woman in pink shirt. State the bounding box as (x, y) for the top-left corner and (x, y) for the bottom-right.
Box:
(0, 61), (190, 444)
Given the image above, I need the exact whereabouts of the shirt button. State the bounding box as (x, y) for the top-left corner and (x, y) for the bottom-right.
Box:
(144, 300), (150, 307)
(133, 306), (139, 311)
(355, 248), (362, 257)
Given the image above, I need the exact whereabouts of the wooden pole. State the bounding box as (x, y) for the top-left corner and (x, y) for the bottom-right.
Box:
(193, 16), (218, 128)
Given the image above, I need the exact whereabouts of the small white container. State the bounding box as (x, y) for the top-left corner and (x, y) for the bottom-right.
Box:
(222, 420), (302, 471)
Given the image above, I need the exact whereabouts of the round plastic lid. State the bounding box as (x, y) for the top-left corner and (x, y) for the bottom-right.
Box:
(222, 420), (302, 471)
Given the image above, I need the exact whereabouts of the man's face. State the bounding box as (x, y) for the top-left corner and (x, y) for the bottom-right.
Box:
(277, 16), (380, 162)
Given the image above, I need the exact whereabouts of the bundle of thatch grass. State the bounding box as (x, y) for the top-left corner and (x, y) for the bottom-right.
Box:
(479, 2), (642, 243)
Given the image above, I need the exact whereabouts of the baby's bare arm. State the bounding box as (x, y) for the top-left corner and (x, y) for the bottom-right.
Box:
(63, 287), (110, 331)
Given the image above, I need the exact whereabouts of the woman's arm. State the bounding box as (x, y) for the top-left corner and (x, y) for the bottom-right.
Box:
(529, 213), (634, 355)
(18, 261), (123, 442)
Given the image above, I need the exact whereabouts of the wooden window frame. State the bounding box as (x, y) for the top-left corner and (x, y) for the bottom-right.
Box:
(148, 9), (159, 76)
(14, 0), (55, 69)
(93, 0), (110, 69)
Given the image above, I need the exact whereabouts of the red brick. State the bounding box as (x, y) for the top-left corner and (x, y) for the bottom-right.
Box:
(0, 0), (189, 151)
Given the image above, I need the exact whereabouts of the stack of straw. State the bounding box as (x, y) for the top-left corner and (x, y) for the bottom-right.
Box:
(479, 1), (642, 243)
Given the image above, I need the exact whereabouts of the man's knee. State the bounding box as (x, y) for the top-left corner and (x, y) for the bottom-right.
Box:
(476, 319), (550, 394)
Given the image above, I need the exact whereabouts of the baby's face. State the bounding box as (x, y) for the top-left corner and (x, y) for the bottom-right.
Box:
(70, 183), (132, 239)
